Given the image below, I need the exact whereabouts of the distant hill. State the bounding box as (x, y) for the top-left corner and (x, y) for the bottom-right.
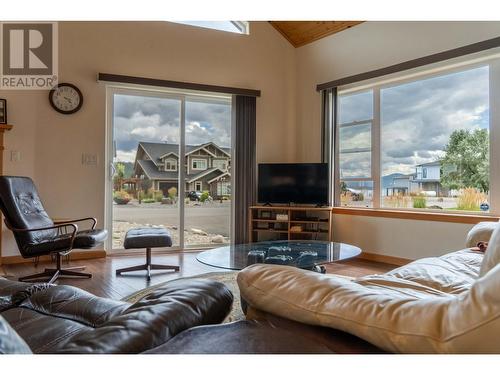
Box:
(382, 173), (405, 189)
(345, 173), (405, 191)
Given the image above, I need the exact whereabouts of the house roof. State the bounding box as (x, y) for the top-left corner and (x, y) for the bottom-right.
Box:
(136, 160), (178, 180)
(187, 168), (225, 183)
(136, 160), (227, 182)
(417, 160), (441, 167)
(138, 141), (230, 167)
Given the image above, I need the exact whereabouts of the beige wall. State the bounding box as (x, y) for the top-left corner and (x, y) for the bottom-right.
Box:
(295, 21), (500, 260)
(0, 21), (296, 256)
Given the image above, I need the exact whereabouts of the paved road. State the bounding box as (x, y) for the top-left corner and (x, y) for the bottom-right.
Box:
(113, 202), (231, 236)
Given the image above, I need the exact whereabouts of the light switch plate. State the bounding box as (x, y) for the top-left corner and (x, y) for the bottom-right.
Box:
(10, 150), (21, 162)
(82, 153), (98, 166)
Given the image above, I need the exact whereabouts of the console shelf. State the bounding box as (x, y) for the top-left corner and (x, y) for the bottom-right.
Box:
(248, 206), (333, 242)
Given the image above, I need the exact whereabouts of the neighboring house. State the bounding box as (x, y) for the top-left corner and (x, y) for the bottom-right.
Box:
(385, 174), (414, 196)
(386, 160), (449, 197)
(412, 161), (449, 196)
(133, 141), (231, 198)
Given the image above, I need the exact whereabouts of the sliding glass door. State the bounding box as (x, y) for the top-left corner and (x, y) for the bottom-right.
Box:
(184, 97), (232, 248)
(106, 87), (232, 251)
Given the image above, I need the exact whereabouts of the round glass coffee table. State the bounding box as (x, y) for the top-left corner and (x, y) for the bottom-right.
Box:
(196, 240), (362, 273)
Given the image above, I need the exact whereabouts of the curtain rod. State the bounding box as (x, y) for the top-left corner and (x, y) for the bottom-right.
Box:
(316, 36), (500, 91)
(98, 73), (261, 97)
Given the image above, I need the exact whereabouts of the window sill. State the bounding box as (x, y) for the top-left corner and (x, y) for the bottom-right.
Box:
(332, 207), (499, 224)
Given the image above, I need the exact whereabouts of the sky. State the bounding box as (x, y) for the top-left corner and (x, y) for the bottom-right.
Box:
(114, 95), (231, 162)
(339, 65), (490, 178)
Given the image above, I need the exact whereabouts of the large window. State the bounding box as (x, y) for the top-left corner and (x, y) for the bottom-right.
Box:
(337, 63), (492, 213)
(172, 21), (249, 34)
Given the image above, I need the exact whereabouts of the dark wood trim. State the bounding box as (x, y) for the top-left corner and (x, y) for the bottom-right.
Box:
(98, 73), (261, 97)
(358, 252), (411, 266)
(1, 250), (106, 265)
(332, 207), (499, 224)
(317, 36), (500, 91)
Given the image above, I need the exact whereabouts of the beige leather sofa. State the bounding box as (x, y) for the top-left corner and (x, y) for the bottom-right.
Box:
(237, 221), (500, 353)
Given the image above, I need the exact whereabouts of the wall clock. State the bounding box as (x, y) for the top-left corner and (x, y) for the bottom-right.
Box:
(49, 83), (83, 114)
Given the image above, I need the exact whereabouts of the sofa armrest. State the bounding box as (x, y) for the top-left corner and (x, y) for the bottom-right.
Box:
(57, 279), (233, 354)
(0, 315), (32, 354)
(465, 221), (499, 248)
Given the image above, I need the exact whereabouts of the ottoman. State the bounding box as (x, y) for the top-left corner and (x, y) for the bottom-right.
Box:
(116, 227), (179, 280)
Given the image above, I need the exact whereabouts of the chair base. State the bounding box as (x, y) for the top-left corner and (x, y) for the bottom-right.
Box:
(19, 253), (92, 284)
(116, 247), (179, 280)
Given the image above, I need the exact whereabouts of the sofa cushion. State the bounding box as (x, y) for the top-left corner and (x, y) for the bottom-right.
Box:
(386, 249), (482, 294)
(238, 259), (500, 353)
(479, 222), (500, 277)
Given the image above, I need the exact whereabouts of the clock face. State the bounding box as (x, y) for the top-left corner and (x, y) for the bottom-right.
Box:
(49, 83), (83, 114)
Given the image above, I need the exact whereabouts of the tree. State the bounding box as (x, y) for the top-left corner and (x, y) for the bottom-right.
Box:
(440, 129), (489, 193)
(113, 162), (126, 190)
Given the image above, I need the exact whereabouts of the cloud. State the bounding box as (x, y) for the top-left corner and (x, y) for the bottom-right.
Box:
(340, 65), (489, 177)
(113, 94), (231, 162)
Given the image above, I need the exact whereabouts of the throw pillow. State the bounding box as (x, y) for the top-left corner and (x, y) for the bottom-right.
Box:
(479, 221), (500, 277)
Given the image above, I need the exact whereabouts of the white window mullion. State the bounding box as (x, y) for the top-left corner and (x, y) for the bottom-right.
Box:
(372, 88), (381, 209)
(489, 60), (500, 215)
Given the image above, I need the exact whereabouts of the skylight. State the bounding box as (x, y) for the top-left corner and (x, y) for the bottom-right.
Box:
(173, 21), (249, 34)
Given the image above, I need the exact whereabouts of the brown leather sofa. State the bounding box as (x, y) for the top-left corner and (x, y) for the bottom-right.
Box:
(0, 277), (233, 354)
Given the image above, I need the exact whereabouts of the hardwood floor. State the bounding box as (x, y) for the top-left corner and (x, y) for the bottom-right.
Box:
(2, 252), (395, 300)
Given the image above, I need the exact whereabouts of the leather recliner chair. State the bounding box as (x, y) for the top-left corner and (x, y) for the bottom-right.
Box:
(0, 277), (233, 354)
(0, 176), (108, 283)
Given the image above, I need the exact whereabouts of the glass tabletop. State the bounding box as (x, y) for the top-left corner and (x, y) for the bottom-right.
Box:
(196, 240), (362, 270)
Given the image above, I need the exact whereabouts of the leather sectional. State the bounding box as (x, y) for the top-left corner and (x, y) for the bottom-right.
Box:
(0, 277), (233, 354)
(237, 221), (500, 353)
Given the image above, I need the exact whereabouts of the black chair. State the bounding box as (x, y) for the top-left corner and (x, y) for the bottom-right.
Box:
(0, 176), (108, 283)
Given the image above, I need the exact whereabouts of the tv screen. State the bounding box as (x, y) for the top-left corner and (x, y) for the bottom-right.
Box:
(258, 163), (329, 205)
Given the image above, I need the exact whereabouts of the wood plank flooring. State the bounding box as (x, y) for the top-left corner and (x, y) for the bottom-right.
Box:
(2, 252), (395, 300)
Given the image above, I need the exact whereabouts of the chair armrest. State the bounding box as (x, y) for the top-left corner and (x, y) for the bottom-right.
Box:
(465, 221), (499, 248)
(55, 279), (233, 354)
(3, 220), (79, 252)
(53, 217), (97, 230)
(4, 221), (78, 234)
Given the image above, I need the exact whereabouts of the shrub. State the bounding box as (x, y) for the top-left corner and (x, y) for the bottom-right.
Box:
(200, 191), (211, 202)
(167, 187), (178, 199)
(384, 194), (411, 208)
(456, 188), (487, 211)
(152, 189), (164, 202)
(113, 190), (131, 205)
(412, 195), (427, 209)
(141, 198), (155, 204)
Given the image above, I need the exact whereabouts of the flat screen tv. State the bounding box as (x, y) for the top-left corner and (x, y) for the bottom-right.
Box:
(258, 163), (329, 205)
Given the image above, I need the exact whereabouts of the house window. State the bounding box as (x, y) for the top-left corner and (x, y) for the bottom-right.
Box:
(192, 159), (207, 170)
(195, 181), (202, 192)
(165, 158), (177, 171)
(337, 63), (492, 212)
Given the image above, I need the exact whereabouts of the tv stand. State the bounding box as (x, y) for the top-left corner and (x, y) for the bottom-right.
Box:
(248, 205), (333, 242)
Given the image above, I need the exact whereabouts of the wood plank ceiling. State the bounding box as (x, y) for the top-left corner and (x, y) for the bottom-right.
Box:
(269, 21), (364, 48)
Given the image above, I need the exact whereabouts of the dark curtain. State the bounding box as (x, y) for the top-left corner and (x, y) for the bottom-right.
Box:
(321, 87), (337, 206)
(233, 95), (256, 244)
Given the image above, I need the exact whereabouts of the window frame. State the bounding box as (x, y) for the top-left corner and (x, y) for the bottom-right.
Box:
(335, 58), (499, 215)
(192, 158), (207, 170)
(165, 158), (177, 171)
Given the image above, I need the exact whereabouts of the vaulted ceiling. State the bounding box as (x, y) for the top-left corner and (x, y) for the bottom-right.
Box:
(269, 21), (364, 48)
